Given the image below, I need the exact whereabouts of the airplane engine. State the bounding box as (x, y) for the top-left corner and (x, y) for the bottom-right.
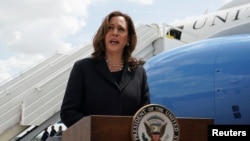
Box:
(144, 34), (250, 124)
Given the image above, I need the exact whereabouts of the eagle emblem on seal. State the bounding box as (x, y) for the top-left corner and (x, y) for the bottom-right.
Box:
(143, 115), (167, 141)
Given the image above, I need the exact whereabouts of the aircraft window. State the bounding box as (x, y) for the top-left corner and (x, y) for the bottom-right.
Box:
(169, 29), (181, 40)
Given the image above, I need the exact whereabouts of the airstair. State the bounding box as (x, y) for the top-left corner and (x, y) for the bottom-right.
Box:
(0, 23), (162, 141)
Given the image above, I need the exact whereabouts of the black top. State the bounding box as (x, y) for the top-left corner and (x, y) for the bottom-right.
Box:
(111, 70), (123, 84)
(60, 58), (151, 127)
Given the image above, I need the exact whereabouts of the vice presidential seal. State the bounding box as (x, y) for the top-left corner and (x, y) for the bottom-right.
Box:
(131, 104), (180, 141)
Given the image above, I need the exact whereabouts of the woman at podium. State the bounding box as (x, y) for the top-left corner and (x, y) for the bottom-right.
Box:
(60, 11), (151, 128)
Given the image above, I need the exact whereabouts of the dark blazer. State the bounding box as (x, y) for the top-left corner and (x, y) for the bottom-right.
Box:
(60, 58), (150, 127)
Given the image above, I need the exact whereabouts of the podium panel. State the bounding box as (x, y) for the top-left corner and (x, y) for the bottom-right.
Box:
(177, 117), (214, 141)
(62, 115), (213, 141)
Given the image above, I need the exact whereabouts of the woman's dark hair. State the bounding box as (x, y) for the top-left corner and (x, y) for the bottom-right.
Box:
(92, 11), (143, 69)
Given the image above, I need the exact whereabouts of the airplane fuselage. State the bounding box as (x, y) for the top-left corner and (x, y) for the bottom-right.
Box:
(144, 34), (250, 124)
(166, 3), (250, 43)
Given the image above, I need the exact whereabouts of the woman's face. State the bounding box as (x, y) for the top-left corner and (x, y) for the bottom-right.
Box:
(105, 16), (128, 55)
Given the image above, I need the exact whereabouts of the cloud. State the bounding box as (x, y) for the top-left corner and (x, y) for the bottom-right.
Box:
(128, 0), (154, 5)
(0, 0), (91, 55)
(0, 54), (44, 83)
(0, 0), (91, 82)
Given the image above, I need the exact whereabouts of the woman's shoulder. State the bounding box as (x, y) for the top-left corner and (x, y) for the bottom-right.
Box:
(74, 57), (96, 65)
(73, 58), (103, 70)
(76, 57), (92, 63)
(136, 64), (146, 72)
(128, 64), (146, 75)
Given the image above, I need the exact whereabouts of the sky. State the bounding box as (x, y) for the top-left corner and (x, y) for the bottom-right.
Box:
(0, 0), (230, 83)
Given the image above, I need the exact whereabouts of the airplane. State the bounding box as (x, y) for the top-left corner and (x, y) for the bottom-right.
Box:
(143, 0), (250, 125)
(144, 33), (250, 125)
(1, 0), (249, 140)
(162, 0), (250, 51)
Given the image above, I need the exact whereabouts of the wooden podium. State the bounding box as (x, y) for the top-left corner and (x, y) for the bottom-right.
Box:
(62, 115), (213, 141)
